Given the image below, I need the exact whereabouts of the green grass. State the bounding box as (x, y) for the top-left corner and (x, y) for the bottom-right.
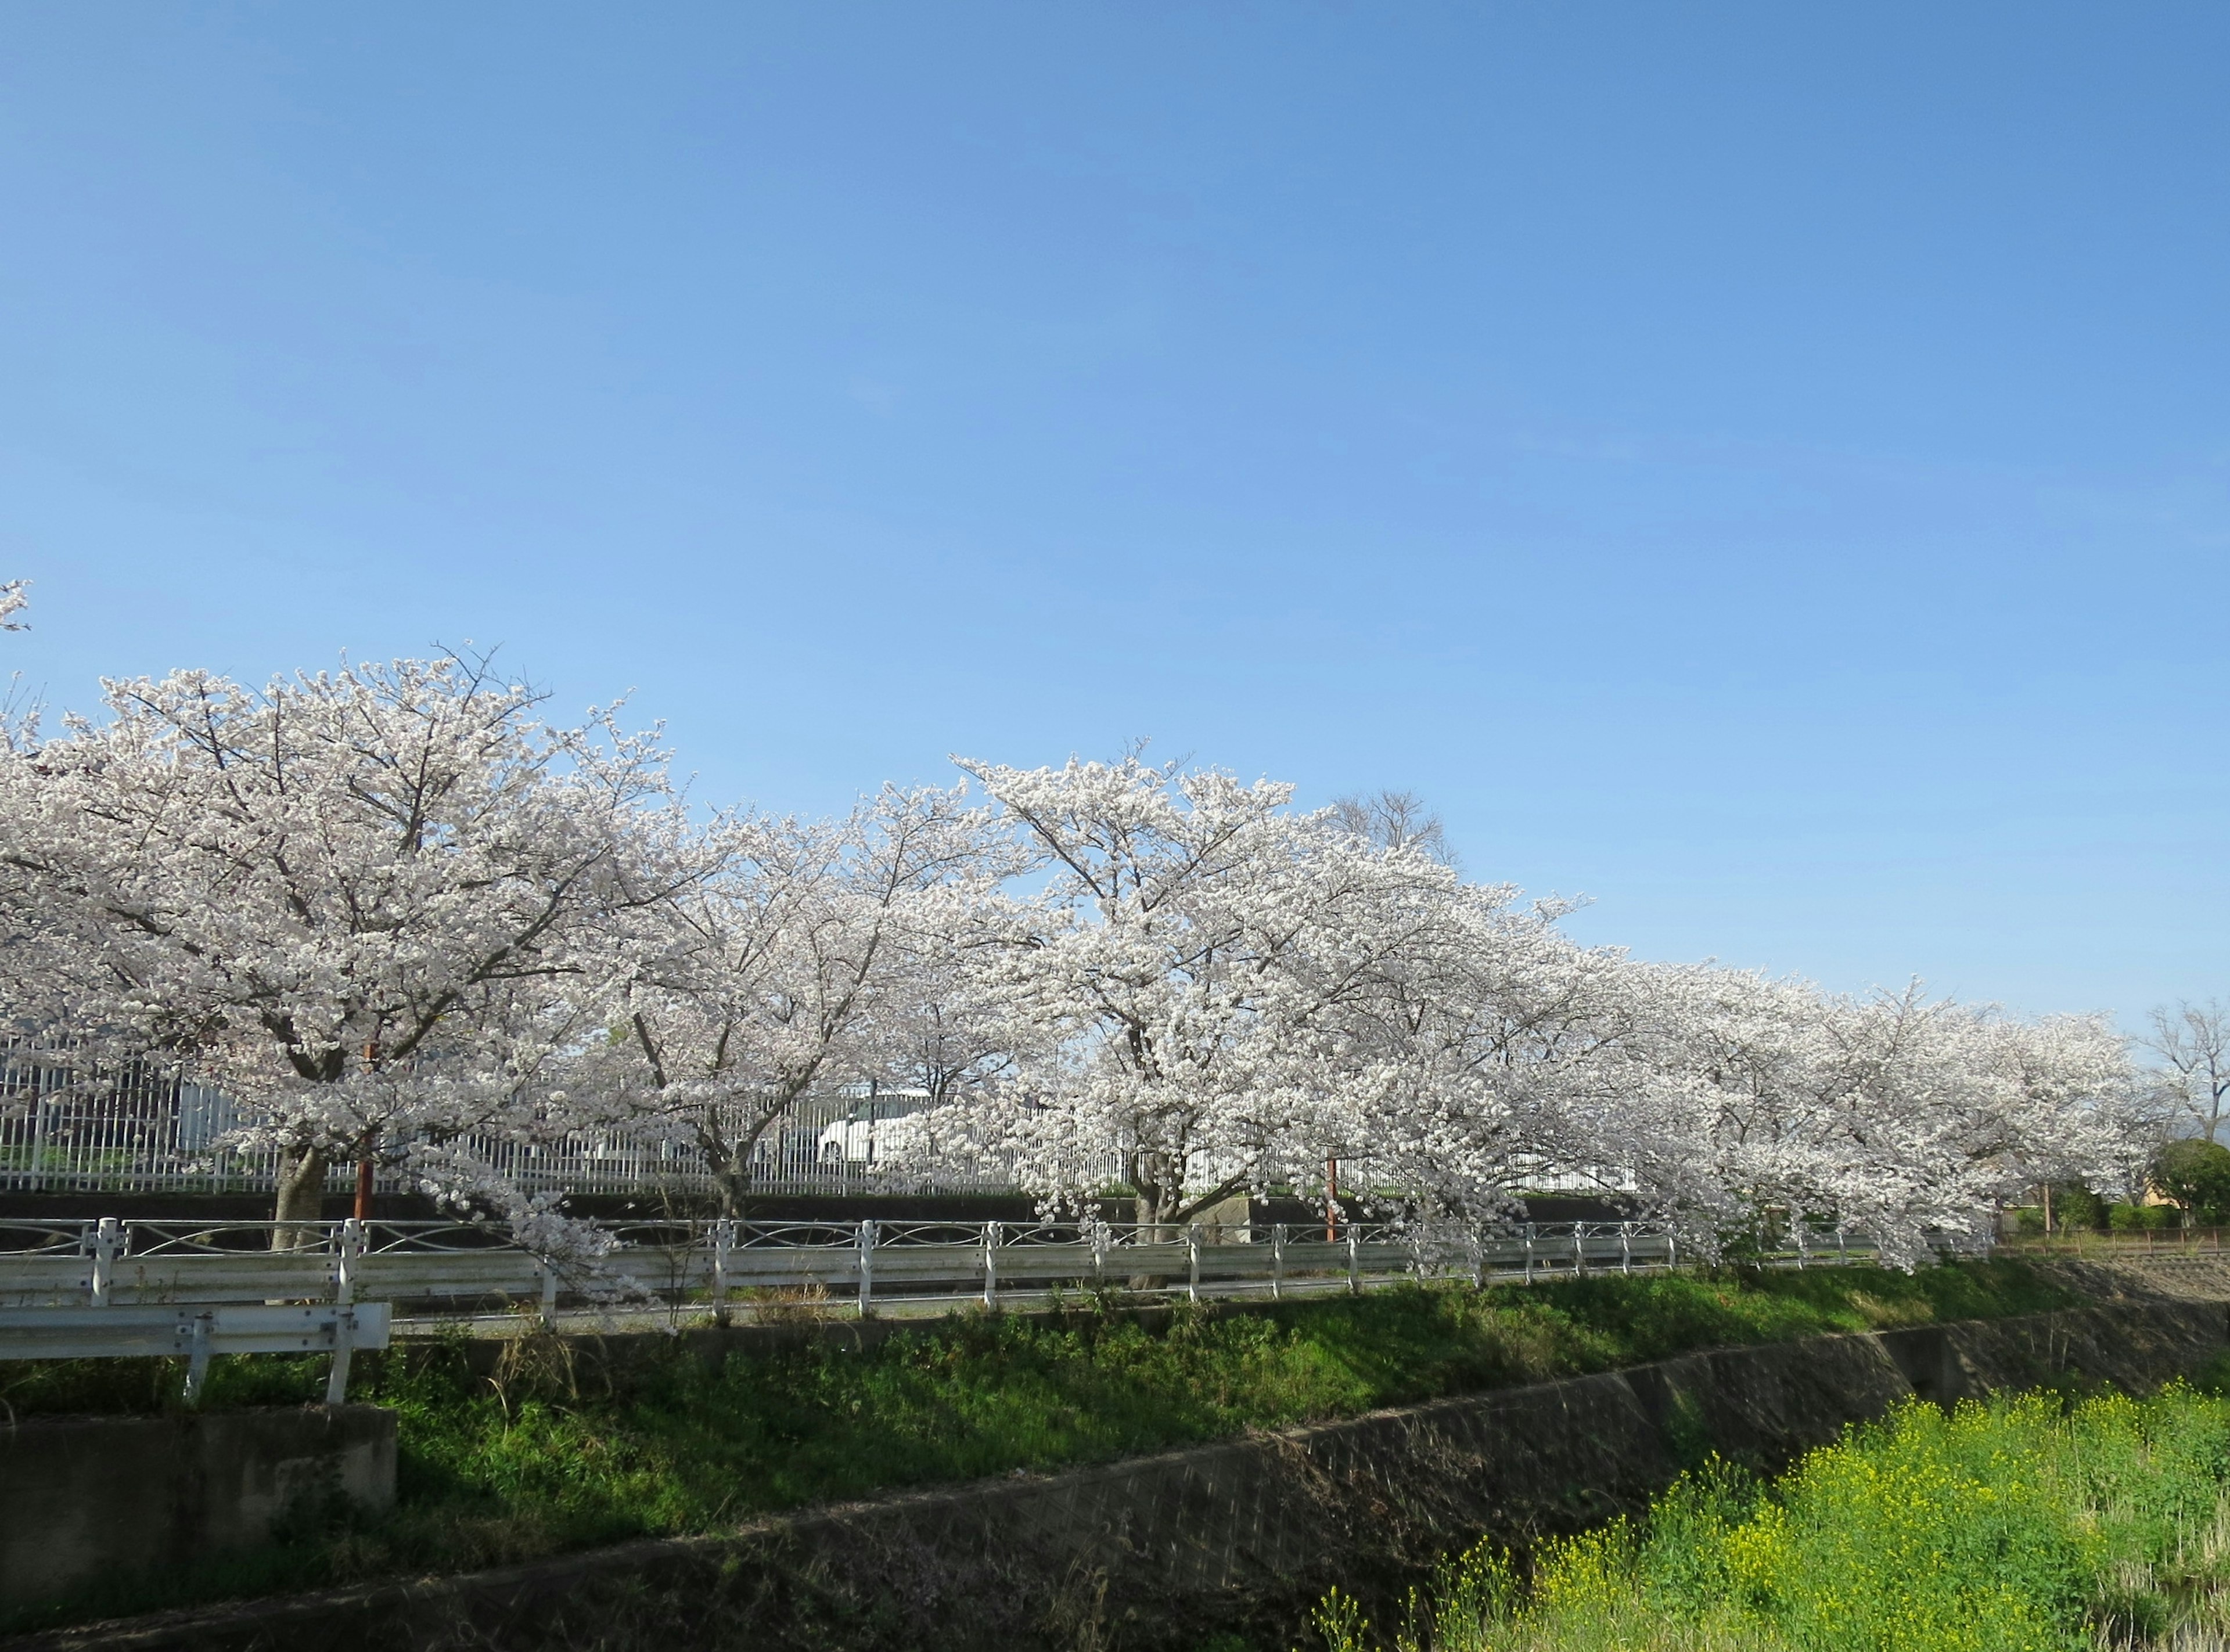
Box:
(0, 1259), (2073, 1632)
(1305, 1365), (2230, 1652)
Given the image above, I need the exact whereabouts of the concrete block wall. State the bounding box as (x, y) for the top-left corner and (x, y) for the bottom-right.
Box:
(0, 1406), (394, 1615)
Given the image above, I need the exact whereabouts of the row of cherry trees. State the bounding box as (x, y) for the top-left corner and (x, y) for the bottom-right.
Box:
(0, 643), (2142, 1265)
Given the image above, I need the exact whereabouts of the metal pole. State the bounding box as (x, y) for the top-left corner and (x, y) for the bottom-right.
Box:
(28, 1089), (48, 1193)
(857, 1219), (876, 1318)
(1187, 1223), (1201, 1303)
(1271, 1222), (1285, 1299)
(355, 1046), (381, 1221)
(1346, 1227), (1360, 1294)
(1524, 1225), (1534, 1286)
(983, 1220), (1000, 1310)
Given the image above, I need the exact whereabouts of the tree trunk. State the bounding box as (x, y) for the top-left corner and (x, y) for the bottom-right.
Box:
(701, 1132), (748, 1222)
(1130, 1190), (1177, 1290)
(271, 1146), (328, 1251)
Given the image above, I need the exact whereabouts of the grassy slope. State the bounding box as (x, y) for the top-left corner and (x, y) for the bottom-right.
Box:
(0, 1261), (2073, 1632)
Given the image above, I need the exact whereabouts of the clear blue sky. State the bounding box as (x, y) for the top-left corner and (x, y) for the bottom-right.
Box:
(2, 4), (2224, 1027)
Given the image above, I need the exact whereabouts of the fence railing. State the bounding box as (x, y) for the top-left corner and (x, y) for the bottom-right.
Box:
(0, 1214), (1895, 1403)
(2000, 1226), (2230, 1258)
(0, 1215), (1883, 1320)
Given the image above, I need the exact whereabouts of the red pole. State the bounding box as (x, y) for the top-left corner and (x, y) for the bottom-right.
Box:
(356, 1039), (380, 1222)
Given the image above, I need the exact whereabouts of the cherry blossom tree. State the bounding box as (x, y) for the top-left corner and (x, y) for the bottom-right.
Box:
(1624, 969), (2139, 1266)
(2143, 1000), (2230, 1144)
(591, 784), (1009, 1215)
(1334, 887), (1650, 1224)
(0, 580), (37, 750)
(915, 754), (1472, 1233)
(0, 615), (2147, 1273)
(0, 654), (696, 1241)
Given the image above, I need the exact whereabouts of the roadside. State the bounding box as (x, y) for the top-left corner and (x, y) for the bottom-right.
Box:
(0, 1260), (2072, 1636)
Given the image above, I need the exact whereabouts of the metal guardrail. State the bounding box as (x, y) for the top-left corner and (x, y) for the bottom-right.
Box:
(0, 1302), (390, 1403)
(0, 1215), (1882, 1319)
(0, 1215), (1885, 1403)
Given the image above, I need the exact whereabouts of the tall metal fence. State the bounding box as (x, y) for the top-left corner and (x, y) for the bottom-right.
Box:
(0, 1042), (1016, 1198)
(0, 1039), (1640, 1207)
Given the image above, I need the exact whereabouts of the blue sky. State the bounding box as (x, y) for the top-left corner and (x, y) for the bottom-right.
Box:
(2, 4), (2224, 1025)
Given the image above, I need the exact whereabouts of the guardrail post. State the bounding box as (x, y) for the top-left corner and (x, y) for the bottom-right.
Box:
(90, 1216), (120, 1308)
(983, 1221), (1000, 1311)
(1091, 1218), (1109, 1289)
(537, 1259), (558, 1329)
(1346, 1228), (1360, 1294)
(857, 1219), (876, 1318)
(1620, 1222), (1632, 1275)
(1836, 1228), (1848, 1266)
(180, 1311), (213, 1406)
(1523, 1223), (1535, 1286)
(1794, 1224), (1808, 1271)
(333, 1217), (362, 1307)
(1271, 1223), (1285, 1300)
(1186, 1223), (1201, 1303)
(1574, 1225), (1587, 1279)
(325, 1219), (366, 1405)
(326, 1309), (358, 1406)
(1467, 1225), (1483, 1289)
(711, 1219), (735, 1324)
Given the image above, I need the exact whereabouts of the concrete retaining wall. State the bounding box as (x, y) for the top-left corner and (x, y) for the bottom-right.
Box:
(0, 1408), (394, 1616)
(9, 1301), (2226, 1652)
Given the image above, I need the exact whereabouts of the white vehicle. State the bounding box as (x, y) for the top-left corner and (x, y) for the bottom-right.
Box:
(817, 1089), (933, 1166)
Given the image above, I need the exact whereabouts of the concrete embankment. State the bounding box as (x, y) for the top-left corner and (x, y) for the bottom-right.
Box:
(10, 1299), (2227, 1652)
(0, 1408), (394, 1619)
